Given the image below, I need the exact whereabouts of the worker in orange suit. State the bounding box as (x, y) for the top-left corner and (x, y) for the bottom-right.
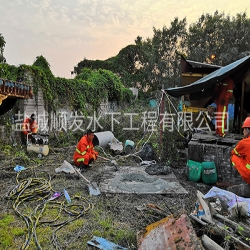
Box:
(231, 117), (250, 184)
(73, 129), (98, 171)
(214, 76), (234, 137)
(21, 113), (38, 145)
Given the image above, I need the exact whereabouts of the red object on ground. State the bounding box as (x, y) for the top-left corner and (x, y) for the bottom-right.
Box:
(137, 213), (202, 250)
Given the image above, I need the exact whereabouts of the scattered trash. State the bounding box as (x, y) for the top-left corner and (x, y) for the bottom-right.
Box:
(193, 201), (205, 218)
(108, 137), (123, 154)
(229, 201), (249, 217)
(55, 160), (75, 174)
(137, 212), (202, 250)
(63, 189), (71, 203)
(37, 153), (43, 159)
(140, 160), (156, 166)
(203, 186), (250, 216)
(138, 143), (157, 161)
(14, 165), (26, 172)
(48, 192), (61, 201)
(201, 234), (224, 250)
(87, 236), (128, 250)
(190, 188), (250, 249)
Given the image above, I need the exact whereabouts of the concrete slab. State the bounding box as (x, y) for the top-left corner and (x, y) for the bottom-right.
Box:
(99, 166), (188, 194)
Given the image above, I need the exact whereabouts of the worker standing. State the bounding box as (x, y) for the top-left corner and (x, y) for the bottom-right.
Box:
(21, 114), (38, 145)
(231, 117), (250, 184)
(214, 77), (234, 137)
(73, 130), (98, 171)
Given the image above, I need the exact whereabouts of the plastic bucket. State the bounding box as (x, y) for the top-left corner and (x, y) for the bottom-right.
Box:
(124, 140), (135, 154)
(149, 99), (157, 108)
(201, 161), (217, 184)
(187, 160), (202, 182)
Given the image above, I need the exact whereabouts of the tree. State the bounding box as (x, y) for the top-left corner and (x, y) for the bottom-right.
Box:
(74, 44), (145, 89)
(0, 33), (6, 63)
(140, 17), (187, 91)
(185, 11), (250, 66)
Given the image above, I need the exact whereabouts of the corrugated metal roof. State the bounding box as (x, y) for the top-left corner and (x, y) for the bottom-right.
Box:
(166, 55), (250, 97)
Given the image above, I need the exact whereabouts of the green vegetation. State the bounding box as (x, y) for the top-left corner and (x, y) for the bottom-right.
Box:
(0, 56), (133, 117)
(0, 214), (26, 249)
(75, 11), (250, 92)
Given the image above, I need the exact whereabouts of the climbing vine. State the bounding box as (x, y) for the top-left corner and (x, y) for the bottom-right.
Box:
(0, 55), (133, 115)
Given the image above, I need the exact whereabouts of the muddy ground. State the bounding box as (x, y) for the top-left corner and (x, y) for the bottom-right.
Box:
(0, 144), (239, 249)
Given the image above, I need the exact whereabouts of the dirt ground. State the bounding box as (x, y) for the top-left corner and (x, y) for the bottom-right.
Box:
(0, 144), (229, 249)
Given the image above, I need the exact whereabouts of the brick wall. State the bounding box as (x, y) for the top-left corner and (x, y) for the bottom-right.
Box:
(188, 140), (244, 185)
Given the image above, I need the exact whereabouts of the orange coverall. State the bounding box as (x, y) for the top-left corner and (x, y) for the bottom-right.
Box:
(22, 117), (38, 135)
(231, 136), (250, 184)
(73, 134), (98, 166)
(214, 77), (234, 137)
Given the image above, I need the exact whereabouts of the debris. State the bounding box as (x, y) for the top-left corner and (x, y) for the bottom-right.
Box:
(201, 234), (224, 250)
(140, 160), (156, 166)
(55, 160), (75, 174)
(196, 190), (214, 223)
(229, 201), (249, 217)
(63, 189), (71, 203)
(48, 192), (61, 201)
(87, 236), (128, 250)
(190, 188), (250, 249)
(108, 137), (123, 154)
(14, 165), (26, 172)
(137, 212), (203, 250)
(203, 186), (250, 215)
(138, 143), (157, 161)
(146, 203), (168, 217)
(213, 213), (250, 238)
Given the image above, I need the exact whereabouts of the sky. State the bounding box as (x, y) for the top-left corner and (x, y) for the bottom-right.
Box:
(1, 0), (249, 78)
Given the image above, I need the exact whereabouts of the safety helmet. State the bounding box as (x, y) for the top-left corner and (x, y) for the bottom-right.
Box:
(207, 103), (217, 109)
(30, 114), (36, 120)
(242, 117), (250, 128)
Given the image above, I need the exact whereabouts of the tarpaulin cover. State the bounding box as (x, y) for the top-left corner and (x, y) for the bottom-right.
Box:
(166, 56), (250, 97)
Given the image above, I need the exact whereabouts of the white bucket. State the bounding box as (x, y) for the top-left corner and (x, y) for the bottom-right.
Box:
(27, 144), (49, 156)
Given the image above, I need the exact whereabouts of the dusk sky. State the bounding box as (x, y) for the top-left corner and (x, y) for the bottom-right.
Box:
(1, 0), (249, 78)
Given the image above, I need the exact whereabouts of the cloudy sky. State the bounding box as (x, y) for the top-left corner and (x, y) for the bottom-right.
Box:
(1, 0), (249, 78)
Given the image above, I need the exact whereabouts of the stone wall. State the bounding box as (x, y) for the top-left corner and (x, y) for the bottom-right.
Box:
(188, 137), (245, 185)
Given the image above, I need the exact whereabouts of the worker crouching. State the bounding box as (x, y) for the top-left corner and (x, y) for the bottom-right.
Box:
(73, 130), (98, 171)
(231, 117), (250, 184)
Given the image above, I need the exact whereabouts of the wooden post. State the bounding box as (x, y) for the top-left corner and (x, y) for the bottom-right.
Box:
(159, 85), (165, 145)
